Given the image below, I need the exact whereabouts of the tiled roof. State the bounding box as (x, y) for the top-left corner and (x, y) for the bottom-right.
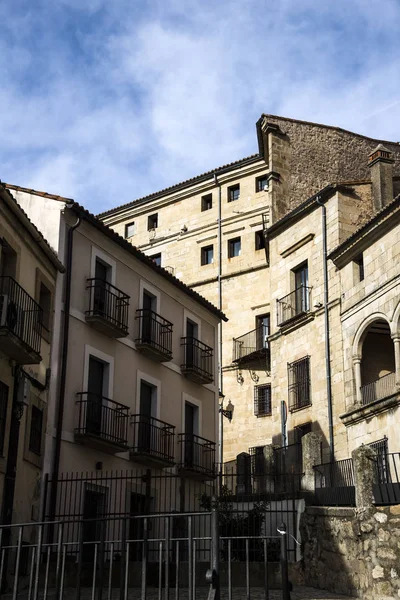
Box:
(97, 154), (261, 218)
(4, 183), (73, 203)
(0, 181), (65, 272)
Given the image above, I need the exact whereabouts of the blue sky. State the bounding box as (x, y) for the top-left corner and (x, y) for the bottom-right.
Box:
(1, 0), (400, 213)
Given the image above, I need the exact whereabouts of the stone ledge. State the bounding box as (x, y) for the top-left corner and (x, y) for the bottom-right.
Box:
(340, 393), (400, 426)
(306, 506), (356, 518)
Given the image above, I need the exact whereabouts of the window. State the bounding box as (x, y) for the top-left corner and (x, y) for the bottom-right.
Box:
(0, 382), (8, 455)
(148, 214), (158, 230)
(149, 253), (161, 267)
(293, 262), (309, 312)
(201, 194), (212, 211)
(256, 314), (270, 349)
(249, 446), (266, 476)
(38, 282), (52, 333)
(369, 437), (389, 484)
(256, 176), (269, 192)
(228, 237), (241, 258)
(29, 406), (43, 455)
(255, 231), (265, 251)
(228, 184), (240, 202)
(354, 254), (364, 282)
(288, 356), (311, 412)
(254, 384), (271, 417)
(125, 222), (135, 238)
(201, 245), (214, 266)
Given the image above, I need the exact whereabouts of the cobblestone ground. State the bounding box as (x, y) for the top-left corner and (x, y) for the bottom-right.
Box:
(3, 587), (355, 599)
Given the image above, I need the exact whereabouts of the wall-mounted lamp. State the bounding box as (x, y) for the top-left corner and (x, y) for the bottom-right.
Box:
(219, 399), (234, 422)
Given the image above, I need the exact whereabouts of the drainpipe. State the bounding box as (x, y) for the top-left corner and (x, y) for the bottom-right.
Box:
(315, 197), (334, 461)
(214, 174), (224, 484)
(48, 212), (81, 525)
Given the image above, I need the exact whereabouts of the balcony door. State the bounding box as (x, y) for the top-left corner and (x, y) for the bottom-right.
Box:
(256, 314), (270, 350)
(186, 319), (198, 368)
(142, 291), (156, 343)
(294, 263), (309, 313)
(93, 258), (111, 315)
(138, 381), (155, 452)
(184, 402), (199, 467)
(86, 356), (104, 435)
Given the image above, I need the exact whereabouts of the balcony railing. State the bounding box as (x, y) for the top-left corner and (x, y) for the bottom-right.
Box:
(178, 433), (216, 479)
(131, 414), (175, 465)
(135, 309), (173, 362)
(277, 285), (311, 326)
(180, 337), (213, 384)
(233, 325), (270, 367)
(85, 278), (129, 338)
(0, 276), (43, 363)
(314, 459), (356, 506)
(75, 392), (129, 450)
(361, 372), (397, 405)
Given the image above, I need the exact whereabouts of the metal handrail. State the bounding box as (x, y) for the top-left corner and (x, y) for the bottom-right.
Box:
(86, 278), (130, 333)
(361, 371), (397, 405)
(75, 392), (129, 446)
(233, 325), (270, 363)
(131, 414), (175, 462)
(181, 337), (214, 381)
(277, 284), (311, 326)
(178, 433), (216, 475)
(135, 309), (173, 358)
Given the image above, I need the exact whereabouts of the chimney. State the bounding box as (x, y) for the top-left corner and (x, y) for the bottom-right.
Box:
(368, 144), (394, 211)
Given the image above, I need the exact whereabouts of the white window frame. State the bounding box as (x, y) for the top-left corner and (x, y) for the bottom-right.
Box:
(139, 279), (161, 313)
(183, 309), (201, 339)
(83, 345), (114, 400)
(182, 393), (202, 437)
(136, 370), (161, 420)
(90, 246), (116, 287)
(125, 222), (135, 238)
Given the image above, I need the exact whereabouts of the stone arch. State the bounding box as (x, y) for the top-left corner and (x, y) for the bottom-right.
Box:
(352, 312), (391, 359)
(391, 300), (400, 340)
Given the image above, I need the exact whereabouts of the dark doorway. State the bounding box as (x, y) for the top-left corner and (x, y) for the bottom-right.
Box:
(82, 487), (107, 562)
(86, 357), (104, 435)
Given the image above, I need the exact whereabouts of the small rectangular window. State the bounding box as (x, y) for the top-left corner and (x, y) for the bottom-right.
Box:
(29, 406), (43, 455)
(228, 237), (241, 258)
(39, 282), (52, 332)
(249, 446), (266, 476)
(256, 176), (269, 192)
(148, 214), (158, 230)
(227, 184), (240, 202)
(255, 231), (265, 251)
(149, 253), (161, 267)
(0, 382), (8, 455)
(354, 255), (364, 282)
(201, 245), (214, 266)
(254, 384), (271, 417)
(288, 356), (311, 412)
(125, 222), (135, 238)
(201, 194), (213, 211)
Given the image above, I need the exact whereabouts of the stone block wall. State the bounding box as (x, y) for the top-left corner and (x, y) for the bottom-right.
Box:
(301, 505), (400, 599)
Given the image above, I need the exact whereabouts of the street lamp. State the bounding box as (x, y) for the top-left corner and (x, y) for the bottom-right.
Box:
(219, 399), (234, 421)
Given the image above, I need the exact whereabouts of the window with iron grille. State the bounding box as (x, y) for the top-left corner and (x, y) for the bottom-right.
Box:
(29, 406), (43, 455)
(369, 436), (389, 484)
(249, 445), (266, 476)
(254, 384), (271, 417)
(288, 356), (311, 412)
(0, 381), (8, 455)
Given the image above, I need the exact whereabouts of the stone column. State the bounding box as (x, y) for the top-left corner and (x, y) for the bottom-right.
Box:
(353, 355), (363, 405)
(392, 336), (400, 387)
(301, 432), (322, 493)
(352, 445), (376, 509)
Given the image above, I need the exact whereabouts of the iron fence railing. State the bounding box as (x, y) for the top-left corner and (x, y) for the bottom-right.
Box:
(180, 337), (213, 383)
(314, 459), (355, 506)
(277, 284), (311, 326)
(0, 276), (43, 356)
(85, 278), (129, 334)
(135, 309), (173, 359)
(178, 433), (216, 477)
(361, 371), (397, 405)
(131, 414), (175, 463)
(374, 452), (400, 505)
(288, 356), (311, 411)
(75, 392), (129, 447)
(232, 325), (270, 367)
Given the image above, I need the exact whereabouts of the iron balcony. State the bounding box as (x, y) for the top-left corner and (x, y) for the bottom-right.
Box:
(75, 392), (129, 453)
(135, 309), (173, 362)
(180, 337), (214, 384)
(0, 276), (43, 364)
(130, 414), (175, 467)
(233, 325), (270, 368)
(277, 285), (311, 326)
(85, 278), (130, 338)
(178, 433), (216, 480)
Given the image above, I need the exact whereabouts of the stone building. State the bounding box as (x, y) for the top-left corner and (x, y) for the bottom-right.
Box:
(99, 115), (400, 466)
(0, 183), (63, 530)
(5, 185), (224, 528)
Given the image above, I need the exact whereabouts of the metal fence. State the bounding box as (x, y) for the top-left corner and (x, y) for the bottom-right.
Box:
(373, 452), (400, 505)
(361, 372), (397, 405)
(232, 325), (270, 368)
(180, 337), (213, 383)
(314, 459), (355, 506)
(135, 309), (173, 360)
(277, 285), (311, 326)
(75, 393), (130, 448)
(86, 278), (130, 334)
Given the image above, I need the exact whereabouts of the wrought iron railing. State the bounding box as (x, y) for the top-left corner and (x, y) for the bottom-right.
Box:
(135, 309), (173, 358)
(178, 433), (216, 477)
(361, 372), (397, 405)
(131, 414), (175, 462)
(180, 337), (213, 382)
(0, 276), (43, 356)
(85, 278), (129, 334)
(75, 392), (129, 447)
(373, 452), (400, 505)
(233, 325), (270, 366)
(288, 356), (311, 412)
(277, 285), (311, 326)
(314, 459), (355, 506)
(254, 384), (272, 416)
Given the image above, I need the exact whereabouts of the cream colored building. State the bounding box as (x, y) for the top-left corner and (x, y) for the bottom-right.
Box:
(99, 115), (400, 465)
(0, 183), (63, 529)
(5, 185), (224, 526)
